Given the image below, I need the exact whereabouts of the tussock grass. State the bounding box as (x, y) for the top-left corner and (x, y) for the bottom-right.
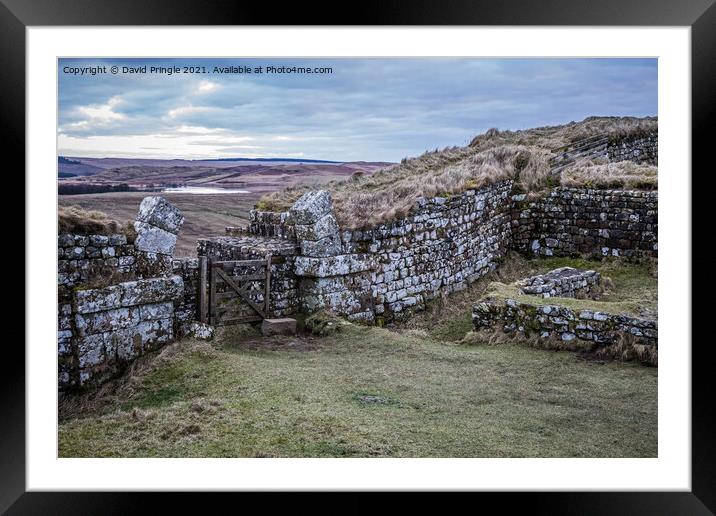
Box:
(259, 116), (657, 228)
(58, 205), (126, 235)
(561, 159), (658, 190)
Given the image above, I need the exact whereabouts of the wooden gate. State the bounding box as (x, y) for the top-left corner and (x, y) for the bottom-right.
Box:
(199, 255), (272, 326)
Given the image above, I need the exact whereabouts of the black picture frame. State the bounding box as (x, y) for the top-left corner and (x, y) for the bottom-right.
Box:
(6, 0), (713, 512)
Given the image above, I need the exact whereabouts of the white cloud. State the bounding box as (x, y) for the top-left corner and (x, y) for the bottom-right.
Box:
(59, 131), (262, 160)
(77, 95), (125, 122)
(175, 125), (227, 135)
(197, 80), (219, 93)
(167, 105), (216, 119)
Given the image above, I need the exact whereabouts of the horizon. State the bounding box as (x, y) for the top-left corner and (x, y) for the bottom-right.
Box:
(58, 58), (657, 162)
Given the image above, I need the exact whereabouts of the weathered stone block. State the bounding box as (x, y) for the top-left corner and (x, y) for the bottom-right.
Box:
(133, 221), (178, 256)
(137, 196), (185, 234)
(189, 322), (215, 340)
(294, 213), (339, 241)
(74, 307), (140, 337)
(294, 254), (376, 278)
(288, 190), (333, 225)
(74, 285), (122, 314)
(139, 301), (174, 321)
(261, 318), (297, 336)
(120, 276), (183, 307)
(300, 235), (342, 257)
(77, 334), (106, 368)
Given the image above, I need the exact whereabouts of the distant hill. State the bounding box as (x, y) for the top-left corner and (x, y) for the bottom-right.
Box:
(58, 157), (394, 194)
(58, 156), (105, 177)
(204, 157), (341, 164)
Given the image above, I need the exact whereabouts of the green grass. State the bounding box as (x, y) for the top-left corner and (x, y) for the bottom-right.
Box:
(59, 320), (657, 458)
(484, 257), (657, 318)
(397, 255), (657, 343)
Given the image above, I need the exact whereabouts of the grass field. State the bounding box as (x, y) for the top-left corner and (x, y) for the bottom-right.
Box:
(58, 191), (262, 257)
(58, 258), (657, 458)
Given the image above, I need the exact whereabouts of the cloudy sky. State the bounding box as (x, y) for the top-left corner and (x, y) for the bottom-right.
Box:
(58, 58), (657, 162)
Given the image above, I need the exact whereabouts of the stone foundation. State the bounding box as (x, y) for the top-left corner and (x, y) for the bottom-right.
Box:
(517, 267), (601, 298)
(472, 297), (657, 358)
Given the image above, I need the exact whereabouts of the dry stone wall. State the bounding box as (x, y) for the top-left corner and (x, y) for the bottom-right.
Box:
(472, 297), (657, 359)
(284, 182), (514, 322)
(511, 188), (657, 259)
(248, 180), (657, 323)
(248, 210), (296, 239)
(61, 276), (184, 389)
(58, 233), (136, 292)
(58, 198), (199, 393)
(607, 133), (657, 165)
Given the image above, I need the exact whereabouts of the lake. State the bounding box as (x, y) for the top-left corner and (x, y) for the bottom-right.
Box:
(161, 186), (250, 194)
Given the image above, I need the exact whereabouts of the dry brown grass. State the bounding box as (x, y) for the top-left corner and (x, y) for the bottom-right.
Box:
(58, 205), (125, 235)
(461, 327), (657, 366)
(262, 145), (551, 228)
(468, 116), (657, 150)
(561, 159), (657, 190)
(259, 116), (657, 229)
(594, 332), (658, 366)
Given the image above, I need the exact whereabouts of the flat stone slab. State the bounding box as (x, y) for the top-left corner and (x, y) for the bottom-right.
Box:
(261, 318), (298, 337)
(517, 267), (600, 298)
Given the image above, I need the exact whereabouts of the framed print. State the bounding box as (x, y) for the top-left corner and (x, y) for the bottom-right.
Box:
(6, 0), (714, 511)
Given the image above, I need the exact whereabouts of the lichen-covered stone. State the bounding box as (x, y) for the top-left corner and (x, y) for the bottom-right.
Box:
(139, 301), (174, 321)
(299, 235), (342, 257)
(288, 190), (333, 225)
(189, 322), (215, 340)
(74, 306), (141, 337)
(137, 196), (185, 234)
(294, 254), (376, 278)
(120, 276), (183, 307)
(518, 267), (600, 298)
(472, 297), (657, 359)
(294, 213), (339, 241)
(74, 285), (122, 314)
(133, 221), (178, 256)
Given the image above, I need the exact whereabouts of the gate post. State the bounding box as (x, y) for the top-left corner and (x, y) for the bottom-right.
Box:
(198, 256), (208, 323)
(265, 253), (272, 317)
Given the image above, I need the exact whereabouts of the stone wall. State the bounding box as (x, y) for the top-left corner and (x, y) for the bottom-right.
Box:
(248, 210), (296, 239)
(290, 182), (514, 322)
(607, 133), (657, 165)
(511, 188), (658, 259)
(58, 233), (136, 292)
(59, 180), (659, 390)
(60, 276), (184, 389)
(58, 197), (199, 393)
(172, 257), (201, 335)
(472, 297), (657, 361)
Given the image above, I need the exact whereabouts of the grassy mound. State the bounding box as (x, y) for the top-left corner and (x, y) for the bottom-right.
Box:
(58, 205), (126, 235)
(259, 116), (657, 228)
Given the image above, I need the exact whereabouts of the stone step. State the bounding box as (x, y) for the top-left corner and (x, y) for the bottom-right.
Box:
(261, 318), (298, 336)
